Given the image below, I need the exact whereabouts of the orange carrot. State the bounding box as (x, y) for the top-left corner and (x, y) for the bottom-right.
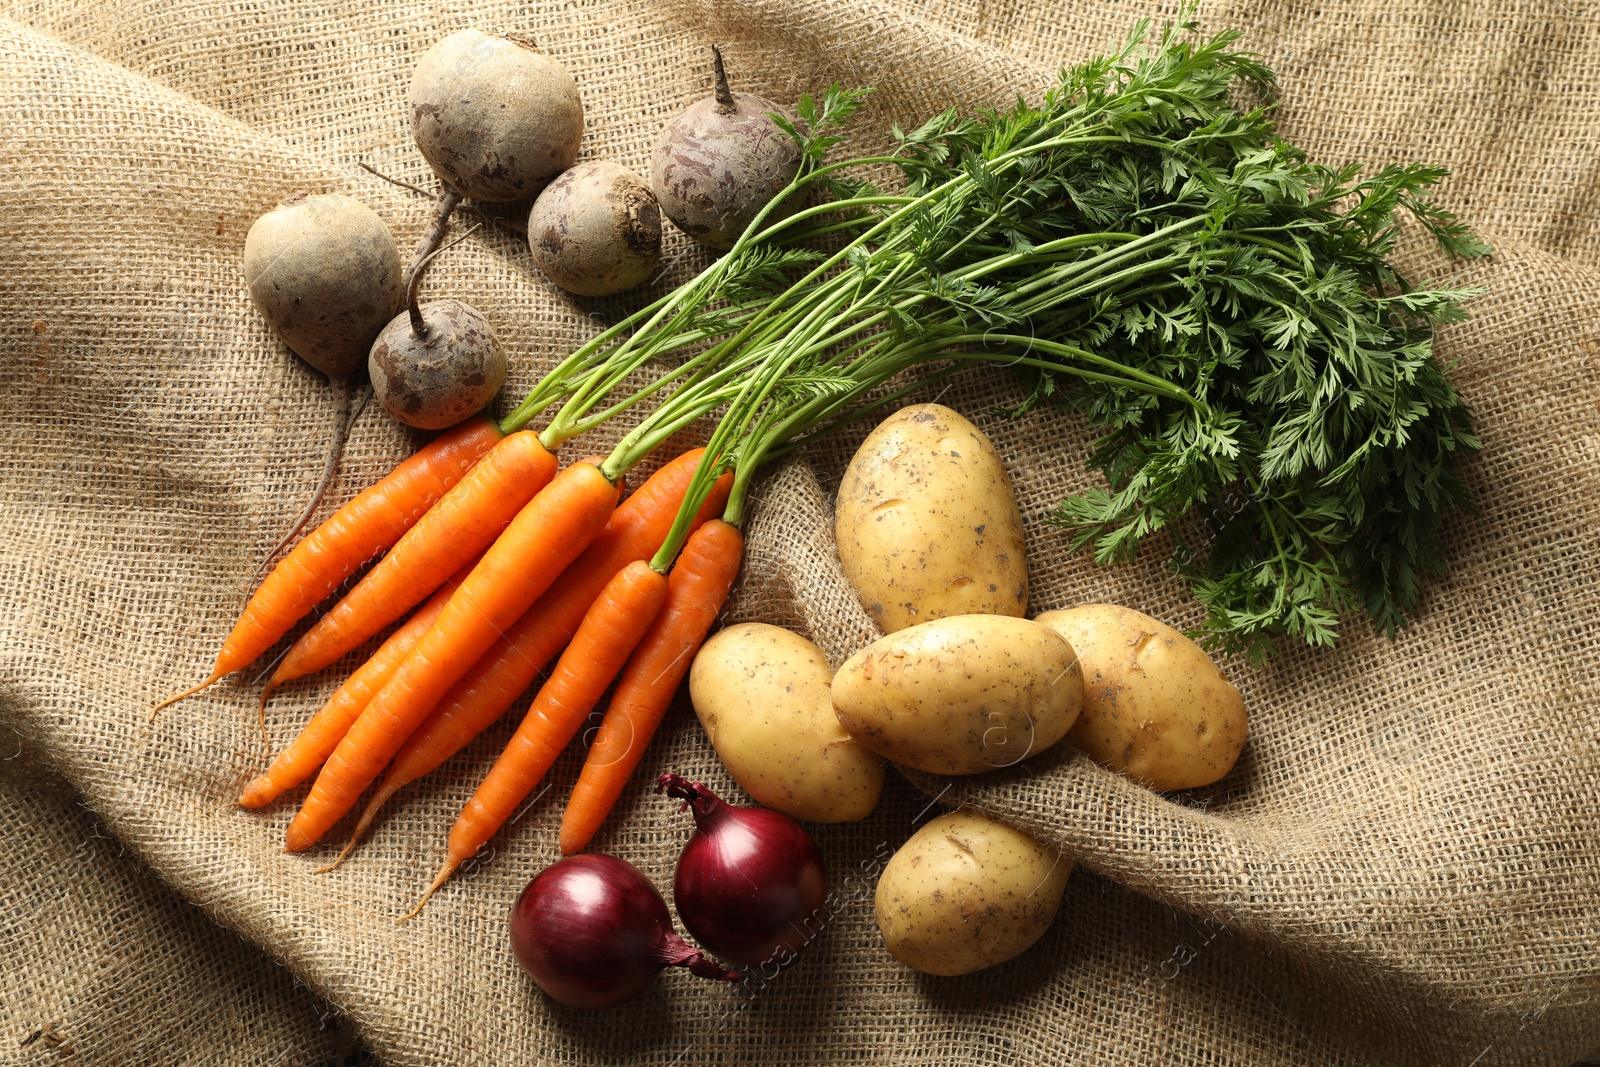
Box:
(285, 458), (618, 852)
(264, 432), (558, 690)
(405, 560), (670, 916)
(325, 452), (732, 867)
(237, 552), (481, 811)
(151, 416), (501, 717)
(559, 519), (745, 855)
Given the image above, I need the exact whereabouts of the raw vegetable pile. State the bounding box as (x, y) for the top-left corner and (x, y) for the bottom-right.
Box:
(152, 5), (1487, 1007)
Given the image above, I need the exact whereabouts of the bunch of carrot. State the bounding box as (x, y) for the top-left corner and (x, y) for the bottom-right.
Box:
(158, 412), (743, 906)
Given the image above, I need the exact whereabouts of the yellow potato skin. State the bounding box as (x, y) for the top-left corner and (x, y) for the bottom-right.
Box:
(875, 811), (1073, 976)
(836, 404), (1028, 633)
(689, 624), (884, 822)
(831, 615), (1082, 775)
(1035, 605), (1247, 791)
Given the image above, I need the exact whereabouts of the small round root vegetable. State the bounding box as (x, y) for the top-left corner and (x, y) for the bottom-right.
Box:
(875, 811), (1072, 976)
(409, 29), (584, 203)
(243, 192), (402, 380)
(369, 229), (505, 429)
(528, 161), (662, 297)
(370, 299), (504, 430)
(243, 192), (396, 585)
(650, 46), (800, 249)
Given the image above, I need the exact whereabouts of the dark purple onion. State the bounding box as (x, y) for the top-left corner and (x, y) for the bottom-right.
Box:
(658, 773), (828, 967)
(509, 853), (738, 1010)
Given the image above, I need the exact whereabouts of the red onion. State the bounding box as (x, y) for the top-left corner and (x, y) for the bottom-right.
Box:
(509, 853), (738, 1010)
(658, 772), (828, 967)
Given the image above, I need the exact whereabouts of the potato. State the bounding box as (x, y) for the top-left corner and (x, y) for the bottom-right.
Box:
(1035, 605), (1247, 791)
(835, 404), (1028, 633)
(875, 810), (1072, 975)
(690, 623), (884, 822)
(832, 615), (1081, 775)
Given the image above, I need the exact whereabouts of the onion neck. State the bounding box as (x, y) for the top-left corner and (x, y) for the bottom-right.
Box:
(656, 772), (726, 828)
(658, 931), (740, 981)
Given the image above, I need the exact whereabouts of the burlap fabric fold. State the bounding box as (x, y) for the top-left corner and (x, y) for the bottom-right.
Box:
(1, 1), (1596, 1064)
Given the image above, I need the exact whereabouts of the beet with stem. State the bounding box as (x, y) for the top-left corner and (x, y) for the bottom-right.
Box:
(651, 46), (801, 250)
(368, 228), (505, 430)
(242, 192), (396, 578)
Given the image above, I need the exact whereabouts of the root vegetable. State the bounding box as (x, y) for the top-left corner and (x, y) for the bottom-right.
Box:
(409, 29), (584, 203)
(558, 518), (746, 855)
(287, 459), (616, 854)
(528, 161), (662, 297)
(650, 46), (800, 249)
(368, 229), (506, 430)
(243, 192), (402, 380)
(243, 193), (399, 567)
(875, 811), (1072, 976)
(149, 417), (502, 717)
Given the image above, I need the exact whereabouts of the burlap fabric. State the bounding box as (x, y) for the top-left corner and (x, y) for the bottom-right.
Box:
(0, 759), (363, 1065)
(1, 0), (1596, 1063)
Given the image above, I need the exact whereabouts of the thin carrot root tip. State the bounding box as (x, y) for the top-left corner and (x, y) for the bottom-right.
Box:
(256, 688), (276, 748)
(313, 835), (360, 875)
(397, 861), (458, 924)
(148, 672), (224, 721)
(313, 796), (385, 874)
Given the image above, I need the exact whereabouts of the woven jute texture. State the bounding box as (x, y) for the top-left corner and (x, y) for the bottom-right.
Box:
(1, 0), (1597, 1064)
(0, 755), (362, 1065)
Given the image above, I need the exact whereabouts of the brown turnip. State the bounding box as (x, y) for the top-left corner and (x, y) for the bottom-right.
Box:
(528, 162), (661, 297)
(243, 192), (401, 380)
(650, 47), (800, 250)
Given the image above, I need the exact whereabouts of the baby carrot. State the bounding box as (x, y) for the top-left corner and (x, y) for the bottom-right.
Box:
(285, 458), (618, 852)
(237, 553), (480, 810)
(321, 452), (732, 868)
(264, 431), (558, 690)
(559, 519), (744, 855)
(151, 416), (501, 717)
(405, 560), (670, 917)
